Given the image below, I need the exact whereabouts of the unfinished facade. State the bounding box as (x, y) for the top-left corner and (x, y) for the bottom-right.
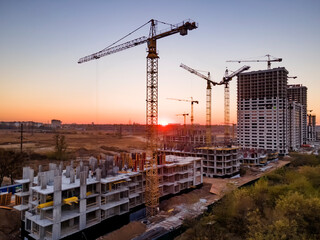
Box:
(14, 155), (202, 240)
(288, 101), (303, 150)
(237, 68), (289, 155)
(160, 147), (240, 177)
(307, 114), (316, 143)
(287, 84), (307, 144)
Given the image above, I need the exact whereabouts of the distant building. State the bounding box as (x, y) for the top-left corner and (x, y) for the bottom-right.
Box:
(288, 102), (303, 150)
(307, 114), (316, 142)
(51, 119), (62, 129)
(287, 84), (307, 144)
(237, 68), (289, 155)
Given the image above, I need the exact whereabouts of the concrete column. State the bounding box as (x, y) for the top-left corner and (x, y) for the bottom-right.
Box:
(22, 167), (29, 179)
(70, 169), (75, 184)
(28, 168), (34, 209)
(39, 194), (46, 219)
(38, 165), (42, 185)
(80, 161), (84, 172)
(52, 176), (62, 240)
(101, 162), (106, 178)
(49, 163), (57, 171)
(95, 168), (101, 223)
(48, 170), (54, 185)
(66, 166), (71, 178)
(79, 172), (87, 230)
(95, 168), (101, 181)
(54, 169), (59, 177)
(76, 166), (80, 179)
(40, 173), (47, 190)
(84, 166), (89, 178)
(59, 162), (63, 176)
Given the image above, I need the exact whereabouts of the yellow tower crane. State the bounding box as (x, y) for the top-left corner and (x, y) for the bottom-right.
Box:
(219, 65), (250, 145)
(167, 97), (199, 133)
(78, 19), (197, 217)
(180, 64), (220, 146)
(176, 113), (189, 135)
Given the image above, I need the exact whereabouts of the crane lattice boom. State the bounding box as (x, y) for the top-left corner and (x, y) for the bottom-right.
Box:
(222, 65), (250, 82)
(78, 37), (148, 64)
(226, 54), (282, 69)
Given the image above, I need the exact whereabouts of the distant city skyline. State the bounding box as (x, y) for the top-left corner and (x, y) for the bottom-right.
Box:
(1, 0), (319, 125)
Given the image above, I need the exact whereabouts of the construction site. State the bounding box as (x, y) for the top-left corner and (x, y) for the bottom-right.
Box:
(0, 13), (318, 240)
(12, 153), (202, 240)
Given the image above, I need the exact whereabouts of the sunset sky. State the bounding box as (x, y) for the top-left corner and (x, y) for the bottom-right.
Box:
(1, 0), (320, 125)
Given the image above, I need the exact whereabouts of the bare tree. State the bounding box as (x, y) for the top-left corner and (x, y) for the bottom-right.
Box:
(0, 149), (24, 186)
(54, 134), (67, 160)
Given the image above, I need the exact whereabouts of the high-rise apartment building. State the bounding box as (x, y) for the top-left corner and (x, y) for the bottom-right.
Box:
(307, 114), (316, 142)
(288, 101), (303, 150)
(237, 68), (288, 155)
(287, 84), (307, 144)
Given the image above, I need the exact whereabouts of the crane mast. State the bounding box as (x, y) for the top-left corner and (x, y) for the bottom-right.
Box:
(180, 63), (219, 146)
(78, 19), (197, 217)
(220, 65), (250, 145)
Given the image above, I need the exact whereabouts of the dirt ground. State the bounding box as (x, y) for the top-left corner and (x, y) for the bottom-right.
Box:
(97, 221), (146, 240)
(0, 129), (147, 172)
(0, 130), (146, 153)
(0, 208), (20, 240)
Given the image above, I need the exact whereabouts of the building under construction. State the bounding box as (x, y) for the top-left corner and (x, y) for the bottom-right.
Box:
(287, 84), (307, 145)
(237, 67), (289, 155)
(14, 154), (202, 240)
(160, 147), (240, 177)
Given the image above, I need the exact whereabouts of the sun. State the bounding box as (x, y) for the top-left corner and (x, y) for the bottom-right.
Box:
(159, 120), (168, 126)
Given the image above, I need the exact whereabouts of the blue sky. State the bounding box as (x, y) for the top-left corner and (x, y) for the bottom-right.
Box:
(0, 0), (319, 124)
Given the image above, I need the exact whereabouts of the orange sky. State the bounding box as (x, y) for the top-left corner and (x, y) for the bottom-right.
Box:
(1, 1), (319, 125)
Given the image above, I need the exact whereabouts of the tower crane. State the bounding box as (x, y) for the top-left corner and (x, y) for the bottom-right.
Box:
(176, 113), (189, 135)
(78, 19), (198, 217)
(220, 65), (250, 145)
(167, 97), (199, 132)
(180, 63), (220, 146)
(226, 54), (282, 69)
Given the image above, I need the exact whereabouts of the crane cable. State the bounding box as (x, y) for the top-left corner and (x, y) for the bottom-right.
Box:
(101, 20), (151, 51)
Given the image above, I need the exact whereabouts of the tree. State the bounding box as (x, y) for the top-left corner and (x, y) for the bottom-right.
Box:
(0, 149), (25, 186)
(54, 134), (67, 160)
(7, 152), (24, 184)
(0, 149), (9, 186)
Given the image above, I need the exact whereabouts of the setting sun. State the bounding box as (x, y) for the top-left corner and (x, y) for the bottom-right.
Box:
(159, 120), (168, 126)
